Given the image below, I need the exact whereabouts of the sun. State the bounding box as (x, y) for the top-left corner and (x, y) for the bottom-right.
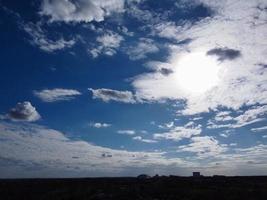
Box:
(174, 51), (221, 95)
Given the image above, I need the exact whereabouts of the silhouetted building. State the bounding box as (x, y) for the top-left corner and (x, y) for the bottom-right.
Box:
(193, 172), (201, 177)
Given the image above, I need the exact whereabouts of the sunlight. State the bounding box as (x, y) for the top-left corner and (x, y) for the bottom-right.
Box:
(174, 52), (221, 95)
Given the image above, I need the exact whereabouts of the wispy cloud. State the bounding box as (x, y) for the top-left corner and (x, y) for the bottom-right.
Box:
(90, 122), (111, 128)
(177, 136), (228, 158)
(126, 38), (159, 60)
(117, 130), (136, 135)
(89, 88), (136, 103)
(133, 136), (157, 143)
(89, 31), (124, 58)
(154, 124), (202, 141)
(34, 88), (81, 102)
(251, 126), (267, 132)
(23, 22), (75, 52)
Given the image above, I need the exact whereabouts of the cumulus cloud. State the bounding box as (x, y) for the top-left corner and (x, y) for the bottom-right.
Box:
(89, 88), (136, 103)
(23, 22), (75, 52)
(126, 38), (159, 60)
(154, 124), (202, 141)
(40, 0), (125, 23)
(117, 130), (136, 135)
(34, 88), (81, 102)
(90, 122), (111, 128)
(7, 102), (41, 122)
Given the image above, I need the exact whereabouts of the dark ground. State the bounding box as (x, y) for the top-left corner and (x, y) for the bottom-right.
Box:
(1, 176), (267, 200)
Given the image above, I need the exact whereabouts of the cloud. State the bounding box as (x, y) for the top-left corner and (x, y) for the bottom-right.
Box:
(126, 38), (159, 60)
(131, 0), (267, 115)
(7, 102), (41, 122)
(0, 122), (186, 178)
(89, 122), (111, 128)
(89, 31), (124, 58)
(133, 136), (157, 143)
(34, 88), (81, 102)
(40, 0), (125, 23)
(207, 105), (267, 129)
(154, 124), (202, 141)
(23, 22), (75, 52)
(206, 47), (241, 61)
(117, 130), (135, 135)
(251, 126), (267, 133)
(177, 136), (228, 158)
(89, 88), (136, 103)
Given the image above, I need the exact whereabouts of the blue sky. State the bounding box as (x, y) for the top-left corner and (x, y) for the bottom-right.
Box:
(0, 0), (267, 178)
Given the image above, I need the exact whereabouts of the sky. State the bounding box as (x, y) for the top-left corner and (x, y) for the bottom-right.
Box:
(0, 0), (267, 178)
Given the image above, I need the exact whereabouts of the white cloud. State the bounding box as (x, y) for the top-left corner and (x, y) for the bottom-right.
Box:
(207, 105), (267, 129)
(40, 0), (125, 23)
(89, 31), (124, 57)
(34, 88), (81, 102)
(23, 22), (75, 52)
(251, 126), (267, 133)
(7, 102), (41, 122)
(132, 0), (267, 115)
(89, 88), (136, 103)
(133, 136), (157, 143)
(90, 122), (111, 128)
(154, 124), (202, 141)
(0, 122), (186, 178)
(214, 111), (233, 122)
(126, 38), (159, 60)
(117, 130), (135, 135)
(178, 136), (228, 158)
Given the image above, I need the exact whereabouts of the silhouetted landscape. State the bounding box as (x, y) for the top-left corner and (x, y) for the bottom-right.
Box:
(1, 176), (267, 200)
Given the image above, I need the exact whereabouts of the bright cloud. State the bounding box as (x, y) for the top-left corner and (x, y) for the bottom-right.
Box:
(40, 0), (125, 23)
(132, 0), (267, 115)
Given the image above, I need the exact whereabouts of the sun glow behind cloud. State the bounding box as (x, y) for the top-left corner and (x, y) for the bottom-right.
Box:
(174, 52), (221, 95)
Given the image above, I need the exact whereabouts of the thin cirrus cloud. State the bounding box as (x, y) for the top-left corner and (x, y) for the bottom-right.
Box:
(23, 22), (76, 53)
(117, 130), (136, 135)
(34, 88), (81, 102)
(132, 136), (157, 143)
